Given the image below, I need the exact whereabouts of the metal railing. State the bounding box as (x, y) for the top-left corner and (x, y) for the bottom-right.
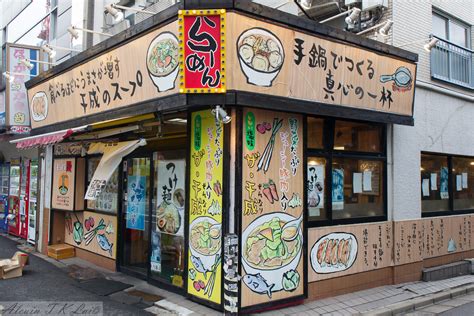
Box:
(430, 35), (473, 89)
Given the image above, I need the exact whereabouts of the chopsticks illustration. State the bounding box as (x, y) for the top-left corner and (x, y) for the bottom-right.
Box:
(257, 118), (283, 174)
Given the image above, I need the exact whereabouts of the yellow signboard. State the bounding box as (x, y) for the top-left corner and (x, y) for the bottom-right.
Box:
(187, 109), (223, 305)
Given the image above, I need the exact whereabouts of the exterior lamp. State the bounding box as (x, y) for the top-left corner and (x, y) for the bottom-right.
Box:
(68, 25), (112, 38)
(20, 58), (56, 70)
(424, 38), (439, 52)
(2, 72), (14, 83)
(379, 20), (393, 37)
(42, 44), (81, 59)
(212, 105), (232, 124)
(299, 0), (313, 10)
(105, 4), (125, 24)
(345, 7), (361, 26)
(42, 44), (57, 58)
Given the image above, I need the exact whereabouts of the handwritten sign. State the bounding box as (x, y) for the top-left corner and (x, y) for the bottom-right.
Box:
(179, 9), (226, 93)
(52, 158), (76, 211)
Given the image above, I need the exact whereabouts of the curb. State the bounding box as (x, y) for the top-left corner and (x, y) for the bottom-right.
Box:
(361, 283), (474, 316)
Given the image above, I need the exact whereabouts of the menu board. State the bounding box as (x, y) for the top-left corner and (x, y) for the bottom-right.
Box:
(241, 108), (304, 308)
(52, 159), (76, 211)
(186, 110), (223, 305)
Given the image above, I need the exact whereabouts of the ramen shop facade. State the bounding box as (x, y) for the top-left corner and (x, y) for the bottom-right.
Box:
(20, 2), (434, 313)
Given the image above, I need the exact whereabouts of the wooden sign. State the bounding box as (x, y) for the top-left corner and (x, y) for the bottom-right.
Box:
(241, 108), (304, 308)
(64, 211), (117, 258)
(187, 109), (224, 305)
(51, 158), (85, 211)
(26, 21), (179, 129)
(178, 9), (226, 93)
(226, 13), (416, 117)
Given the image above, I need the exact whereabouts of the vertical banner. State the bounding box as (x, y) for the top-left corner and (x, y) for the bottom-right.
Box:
(179, 9), (226, 93)
(241, 108), (304, 308)
(187, 110), (223, 305)
(51, 158), (76, 211)
(7, 44), (39, 134)
(0, 91), (5, 127)
(126, 174), (147, 231)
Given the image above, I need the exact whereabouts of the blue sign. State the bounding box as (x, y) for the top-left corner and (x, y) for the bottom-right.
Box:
(126, 175), (146, 231)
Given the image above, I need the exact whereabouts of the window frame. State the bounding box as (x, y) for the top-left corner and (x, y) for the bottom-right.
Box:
(422, 151), (474, 217)
(432, 10), (471, 49)
(306, 116), (387, 228)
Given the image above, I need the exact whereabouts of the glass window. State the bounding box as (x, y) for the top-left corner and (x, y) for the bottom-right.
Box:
(452, 157), (474, 210)
(307, 157), (327, 221)
(449, 21), (468, 48)
(421, 154), (450, 213)
(432, 14), (447, 39)
(332, 158), (384, 220)
(307, 117), (324, 149)
(334, 121), (382, 153)
(86, 157), (119, 214)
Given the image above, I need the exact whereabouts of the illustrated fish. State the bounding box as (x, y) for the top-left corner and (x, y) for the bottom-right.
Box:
(191, 255), (209, 279)
(96, 234), (113, 256)
(243, 273), (275, 298)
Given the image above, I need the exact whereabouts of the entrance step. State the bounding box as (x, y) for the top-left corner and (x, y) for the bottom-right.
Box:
(422, 261), (471, 281)
(47, 244), (75, 260)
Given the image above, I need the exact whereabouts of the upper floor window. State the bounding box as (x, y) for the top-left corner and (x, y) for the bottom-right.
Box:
(432, 12), (470, 48)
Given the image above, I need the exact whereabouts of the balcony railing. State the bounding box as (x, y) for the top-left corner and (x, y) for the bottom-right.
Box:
(430, 36), (473, 89)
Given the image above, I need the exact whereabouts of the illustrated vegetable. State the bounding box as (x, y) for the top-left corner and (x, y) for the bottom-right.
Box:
(262, 185), (274, 204)
(73, 221), (83, 245)
(282, 269), (300, 292)
(268, 179), (279, 201)
(84, 219), (106, 246)
(257, 118), (283, 174)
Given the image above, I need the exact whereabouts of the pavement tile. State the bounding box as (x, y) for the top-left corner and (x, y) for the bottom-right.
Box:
(436, 298), (471, 307)
(458, 293), (474, 301)
(417, 304), (452, 313)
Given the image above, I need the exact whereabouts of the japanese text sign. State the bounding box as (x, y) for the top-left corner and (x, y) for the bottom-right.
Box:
(52, 158), (76, 211)
(179, 9), (226, 93)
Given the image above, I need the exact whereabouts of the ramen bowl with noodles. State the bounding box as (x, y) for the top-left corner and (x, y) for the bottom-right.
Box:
(237, 28), (285, 87)
(242, 212), (302, 292)
(189, 216), (221, 270)
(30, 91), (48, 122)
(146, 32), (179, 92)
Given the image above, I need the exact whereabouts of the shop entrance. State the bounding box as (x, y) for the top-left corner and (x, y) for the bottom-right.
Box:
(120, 156), (152, 277)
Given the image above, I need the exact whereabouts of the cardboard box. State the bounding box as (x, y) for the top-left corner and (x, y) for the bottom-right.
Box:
(0, 251), (29, 280)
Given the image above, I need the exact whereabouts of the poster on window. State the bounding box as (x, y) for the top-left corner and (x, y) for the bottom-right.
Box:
(126, 175), (146, 231)
(156, 159), (185, 237)
(308, 164), (324, 216)
(187, 110), (223, 305)
(150, 231), (162, 273)
(332, 168), (344, 210)
(51, 158), (76, 211)
(440, 167), (449, 200)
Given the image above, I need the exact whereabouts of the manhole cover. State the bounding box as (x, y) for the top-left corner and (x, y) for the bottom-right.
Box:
(67, 265), (104, 281)
(126, 290), (164, 303)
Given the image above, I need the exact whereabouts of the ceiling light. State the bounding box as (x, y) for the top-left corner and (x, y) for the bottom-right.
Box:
(423, 38), (438, 52)
(212, 105), (231, 124)
(345, 7), (361, 26)
(299, 0), (313, 10)
(379, 20), (393, 37)
(105, 4), (124, 24)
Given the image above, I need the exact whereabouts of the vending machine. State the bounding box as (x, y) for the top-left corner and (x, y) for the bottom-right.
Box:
(7, 158), (22, 237)
(18, 159), (31, 239)
(0, 163), (10, 232)
(27, 160), (38, 244)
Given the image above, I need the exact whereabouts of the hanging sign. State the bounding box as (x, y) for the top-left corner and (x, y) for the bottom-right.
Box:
(187, 109), (224, 305)
(179, 9), (226, 93)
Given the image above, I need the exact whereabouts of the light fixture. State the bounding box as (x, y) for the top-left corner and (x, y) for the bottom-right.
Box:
(212, 105), (231, 124)
(68, 25), (112, 39)
(20, 58), (56, 71)
(345, 7), (361, 26)
(357, 19), (392, 36)
(379, 20), (393, 37)
(105, 4), (125, 24)
(320, 8), (358, 24)
(299, 0), (313, 10)
(2, 72), (14, 83)
(423, 38), (439, 52)
(42, 44), (81, 59)
(42, 44), (57, 58)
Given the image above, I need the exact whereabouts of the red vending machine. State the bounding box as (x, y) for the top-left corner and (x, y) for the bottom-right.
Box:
(7, 158), (24, 238)
(27, 160), (38, 244)
(19, 159), (31, 239)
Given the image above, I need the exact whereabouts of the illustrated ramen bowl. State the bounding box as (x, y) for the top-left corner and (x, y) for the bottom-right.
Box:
(241, 212), (302, 292)
(30, 91), (48, 122)
(189, 216), (221, 271)
(146, 32), (179, 92)
(236, 28), (285, 87)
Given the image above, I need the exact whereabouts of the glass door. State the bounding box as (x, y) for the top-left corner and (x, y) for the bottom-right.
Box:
(120, 156), (151, 276)
(8, 164), (21, 231)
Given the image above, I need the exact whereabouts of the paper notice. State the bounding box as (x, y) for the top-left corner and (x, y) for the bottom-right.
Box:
(422, 179), (430, 197)
(353, 173), (362, 193)
(430, 173), (437, 190)
(363, 171), (372, 191)
(462, 172), (468, 189)
(456, 175), (462, 191)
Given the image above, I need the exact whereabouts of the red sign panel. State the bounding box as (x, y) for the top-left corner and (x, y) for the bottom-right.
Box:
(179, 9), (226, 93)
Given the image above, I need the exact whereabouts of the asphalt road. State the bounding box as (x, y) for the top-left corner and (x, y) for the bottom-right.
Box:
(440, 301), (474, 316)
(0, 235), (152, 316)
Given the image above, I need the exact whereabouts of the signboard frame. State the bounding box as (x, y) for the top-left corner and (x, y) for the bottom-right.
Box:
(51, 157), (85, 211)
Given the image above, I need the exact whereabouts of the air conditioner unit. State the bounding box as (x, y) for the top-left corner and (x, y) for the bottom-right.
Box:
(362, 0), (387, 11)
(300, 0), (343, 20)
